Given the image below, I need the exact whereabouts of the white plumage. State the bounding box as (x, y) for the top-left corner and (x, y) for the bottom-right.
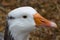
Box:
(4, 6), (57, 40)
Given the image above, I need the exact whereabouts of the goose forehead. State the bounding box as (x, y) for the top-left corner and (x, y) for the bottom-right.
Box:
(8, 7), (37, 16)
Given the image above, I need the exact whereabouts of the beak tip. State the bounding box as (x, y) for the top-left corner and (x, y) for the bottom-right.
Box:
(50, 22), (57, 28)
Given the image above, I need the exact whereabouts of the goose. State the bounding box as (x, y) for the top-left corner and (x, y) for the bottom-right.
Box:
(4, 6), (57, 40)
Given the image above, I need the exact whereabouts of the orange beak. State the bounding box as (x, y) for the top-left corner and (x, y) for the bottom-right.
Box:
(34, 13), (57, 28)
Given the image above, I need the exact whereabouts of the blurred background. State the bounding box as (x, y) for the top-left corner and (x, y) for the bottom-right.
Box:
(0, 0), (60, 40)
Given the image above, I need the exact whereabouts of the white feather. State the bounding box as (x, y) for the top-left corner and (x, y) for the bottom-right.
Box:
(8, 6), (37, 40)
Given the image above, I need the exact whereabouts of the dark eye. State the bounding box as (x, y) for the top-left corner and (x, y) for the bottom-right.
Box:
(7, 16), (15, 19)
(22, 16), (27, 19)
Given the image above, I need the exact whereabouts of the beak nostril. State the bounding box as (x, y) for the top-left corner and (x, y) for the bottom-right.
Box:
(41, 20), (45, 23)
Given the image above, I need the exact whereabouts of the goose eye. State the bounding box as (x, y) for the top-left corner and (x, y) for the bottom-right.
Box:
(8, 16), (15, 19)
(22, 16), (27, 18)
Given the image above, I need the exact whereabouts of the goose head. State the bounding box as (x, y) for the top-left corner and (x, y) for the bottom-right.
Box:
(6, 6), (57, 40)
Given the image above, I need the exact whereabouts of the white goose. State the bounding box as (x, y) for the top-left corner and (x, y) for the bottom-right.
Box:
(4, 6), (57, 40)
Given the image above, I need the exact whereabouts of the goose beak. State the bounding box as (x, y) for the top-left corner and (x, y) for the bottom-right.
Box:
(34, 13), (57, 28)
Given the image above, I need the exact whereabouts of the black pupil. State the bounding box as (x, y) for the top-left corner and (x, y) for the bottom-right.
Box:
(23, 16), (27, 18)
